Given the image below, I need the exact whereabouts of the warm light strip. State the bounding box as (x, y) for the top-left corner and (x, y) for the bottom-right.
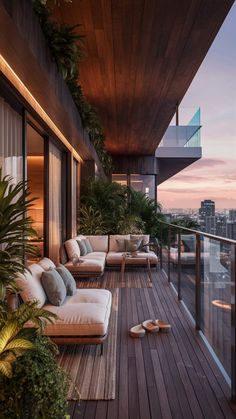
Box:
(0, 54), (82, 162)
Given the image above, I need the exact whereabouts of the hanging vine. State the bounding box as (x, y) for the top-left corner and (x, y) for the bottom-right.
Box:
(32, 0), (112, 175)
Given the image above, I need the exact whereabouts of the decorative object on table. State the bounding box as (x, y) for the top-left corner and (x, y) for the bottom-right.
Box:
(129, 324), (146, 338)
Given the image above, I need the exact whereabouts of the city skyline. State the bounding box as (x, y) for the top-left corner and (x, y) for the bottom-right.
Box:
(158, 3), (236, 210)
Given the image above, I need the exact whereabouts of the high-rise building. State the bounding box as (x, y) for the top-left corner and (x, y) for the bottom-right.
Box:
(199, 200), (215, 217)
(216, 215), (227, 237)
(227, 221), (236, 240)
(229, 209), (236, 221)
(199, 200), (215, 233)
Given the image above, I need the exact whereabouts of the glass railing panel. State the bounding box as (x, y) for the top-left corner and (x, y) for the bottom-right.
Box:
(200, 237), (231, 377)
(179, 233), (196, 319)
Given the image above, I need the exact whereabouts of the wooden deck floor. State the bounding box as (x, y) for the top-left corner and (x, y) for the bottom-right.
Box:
(69, 269), (236, 419)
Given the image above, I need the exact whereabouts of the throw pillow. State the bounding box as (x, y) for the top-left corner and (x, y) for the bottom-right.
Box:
(41, 269), (66, 306)
(77, 239), (87, 256)
(56, 264), (76, 296)
(131, 234), (150, 252)
(84, 238), (93, 253)
(116, 239), (126, 252)
(125, 238), (142, 253)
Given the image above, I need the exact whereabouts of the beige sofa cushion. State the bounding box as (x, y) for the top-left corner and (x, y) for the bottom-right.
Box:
(109, 234), (130, 252)
(85, 235), (108, 252)
(81, 252), (106, 261)
(38, 257), (56, 271)
(16, 264), (46, 308)
(43, 289), (112, 336)
(106, 251), (158, 265)
(65, 239), (80, 260)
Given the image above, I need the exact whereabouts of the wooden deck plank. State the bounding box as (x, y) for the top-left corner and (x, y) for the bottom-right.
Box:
(69, 269), (236, 419)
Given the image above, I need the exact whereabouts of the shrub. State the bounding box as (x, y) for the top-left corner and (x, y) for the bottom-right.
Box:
(0, 336), (69, 419)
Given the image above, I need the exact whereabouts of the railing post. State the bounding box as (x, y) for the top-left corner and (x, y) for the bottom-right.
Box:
(160, 223), (163, 269)
(168, 226), (171, 282)
(195, 234), (201, 330)
(231, 243), (236, 402)
(177, 230), (182, 300)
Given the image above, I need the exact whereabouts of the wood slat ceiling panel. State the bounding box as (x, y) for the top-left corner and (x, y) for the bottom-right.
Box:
(55, 0), (234, 155)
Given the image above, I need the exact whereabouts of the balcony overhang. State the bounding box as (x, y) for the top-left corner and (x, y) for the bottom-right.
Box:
(55, 0), (233, 155)
(157, 147), (202, 185)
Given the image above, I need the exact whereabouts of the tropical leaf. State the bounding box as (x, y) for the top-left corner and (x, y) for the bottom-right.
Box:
(0, 360), (12, 378)
(4, 339), (34, 352)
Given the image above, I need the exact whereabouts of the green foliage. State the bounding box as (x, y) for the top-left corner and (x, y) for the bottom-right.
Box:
(79, 179), (165, 237)
(0, 171), (37, 300)
(32, 0), (113, 175)
(170, 218), (200, 230)
(0, 301), (57, 378)
(79, 205), (108, 235)
(0, 335), (69, 419)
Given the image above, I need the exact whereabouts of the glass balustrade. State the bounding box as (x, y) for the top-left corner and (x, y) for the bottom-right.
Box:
(159, 221), (236, 398)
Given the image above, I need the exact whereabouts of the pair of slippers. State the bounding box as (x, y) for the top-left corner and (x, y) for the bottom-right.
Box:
(129, 319), (171, 338)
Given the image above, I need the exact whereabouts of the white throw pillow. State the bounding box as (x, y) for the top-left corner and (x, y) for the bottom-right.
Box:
(64, 239), (81, 260)
(38, 257), (56, 271)
(16, 264), (46, 308)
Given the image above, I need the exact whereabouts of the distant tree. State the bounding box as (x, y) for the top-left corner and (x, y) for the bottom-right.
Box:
(171, 218), (200, 230)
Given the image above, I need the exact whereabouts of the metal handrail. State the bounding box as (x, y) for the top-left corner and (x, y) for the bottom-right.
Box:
(159, 220), (236, 245)
(158, 220), (236, 402)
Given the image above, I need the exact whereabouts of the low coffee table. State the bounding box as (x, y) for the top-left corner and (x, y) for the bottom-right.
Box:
(121, 253), (152, 284)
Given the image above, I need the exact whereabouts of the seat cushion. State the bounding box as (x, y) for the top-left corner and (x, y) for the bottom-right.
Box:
(15, 264), (46, 308)
(43, 289), (112, 336)
(109, 234), (130, 252)
(41, 269), (67, 306)
(85, 235), (108, 252)
(80, 252), (106, 261)
(106, 251), (158, 265)
(65, 239), (80, 260)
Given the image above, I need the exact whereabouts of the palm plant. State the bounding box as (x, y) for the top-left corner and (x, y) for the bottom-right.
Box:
(79, 179), (165, 237)
(0, 301), (56, 378)
(79, 205), (108, 235)
(80, 179), (127, 233)
(0, 171), (38, 300)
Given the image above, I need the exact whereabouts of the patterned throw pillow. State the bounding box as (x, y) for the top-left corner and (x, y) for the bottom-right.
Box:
(125, 238), (142, 253)
(77, 239), (87, 256)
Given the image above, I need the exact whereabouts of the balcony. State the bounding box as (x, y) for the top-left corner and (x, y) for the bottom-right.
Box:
(68, 224), (236, 418)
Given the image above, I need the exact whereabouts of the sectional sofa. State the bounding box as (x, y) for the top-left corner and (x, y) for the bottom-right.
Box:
(16, 257), (112, 348)
(61, 234), (158, 278)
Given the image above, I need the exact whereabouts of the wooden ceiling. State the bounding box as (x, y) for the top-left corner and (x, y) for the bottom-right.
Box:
(55, 0), (233, 155)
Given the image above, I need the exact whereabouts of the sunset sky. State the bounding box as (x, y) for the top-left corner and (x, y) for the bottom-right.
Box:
(158, 3), (236, 210)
